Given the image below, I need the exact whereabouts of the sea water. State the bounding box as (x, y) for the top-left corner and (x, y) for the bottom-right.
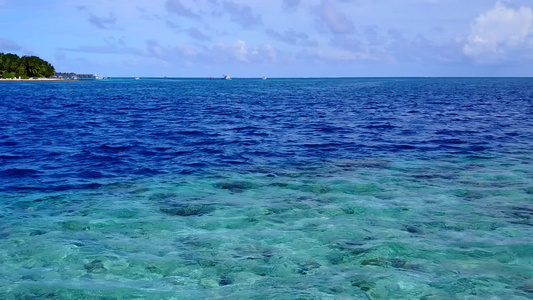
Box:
(0, 78), (532, 299)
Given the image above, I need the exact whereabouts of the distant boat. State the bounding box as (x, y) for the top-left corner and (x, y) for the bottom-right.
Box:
(262, 76), (267, 80)
(135, 77), (140, 80)
(222, 74), (231, 80)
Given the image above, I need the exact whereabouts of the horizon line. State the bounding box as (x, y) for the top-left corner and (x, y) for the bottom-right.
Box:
(94, 76), (533, 79)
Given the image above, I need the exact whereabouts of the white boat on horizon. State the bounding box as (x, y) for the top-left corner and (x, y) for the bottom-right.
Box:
(222, 74), (231, 80)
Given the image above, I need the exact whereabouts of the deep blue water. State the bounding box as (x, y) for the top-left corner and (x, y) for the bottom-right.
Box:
(2, 78), (532, 192)
(0, 78), (532, 299)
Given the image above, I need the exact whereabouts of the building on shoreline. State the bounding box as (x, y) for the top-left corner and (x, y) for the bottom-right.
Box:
(52, 73), (105, 80)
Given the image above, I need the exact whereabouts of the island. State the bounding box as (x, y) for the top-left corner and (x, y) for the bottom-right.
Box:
(0, 53), (107, 81)
(0, 52), (55, 79)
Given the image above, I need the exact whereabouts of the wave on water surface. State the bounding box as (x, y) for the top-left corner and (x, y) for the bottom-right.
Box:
(0, 78), (532, 299)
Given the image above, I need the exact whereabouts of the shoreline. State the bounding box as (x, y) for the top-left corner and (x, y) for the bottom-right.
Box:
(0, 78), (76, 82)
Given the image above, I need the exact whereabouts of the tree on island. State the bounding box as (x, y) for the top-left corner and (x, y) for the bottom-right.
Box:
(0, 53), (55, 78)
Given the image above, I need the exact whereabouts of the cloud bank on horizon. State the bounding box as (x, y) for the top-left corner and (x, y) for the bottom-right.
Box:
(1, 0), (532, 77)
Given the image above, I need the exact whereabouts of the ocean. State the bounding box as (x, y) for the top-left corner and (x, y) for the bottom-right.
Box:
(0, 78), (532, 299)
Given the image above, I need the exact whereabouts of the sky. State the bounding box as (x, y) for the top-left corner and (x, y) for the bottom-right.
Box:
(1, 0), (532, 77)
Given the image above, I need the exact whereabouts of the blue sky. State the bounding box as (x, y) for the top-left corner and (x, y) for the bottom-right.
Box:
(1, 0), (532, 77)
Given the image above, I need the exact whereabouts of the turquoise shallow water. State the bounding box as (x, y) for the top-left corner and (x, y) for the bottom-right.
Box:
(1, 155), (531, 299)
(0, 78), (532, 299)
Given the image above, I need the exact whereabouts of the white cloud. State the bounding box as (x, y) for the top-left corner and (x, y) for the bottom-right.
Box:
(176, 43), (202, 57)
(206, 40), (277, 64)
(210, 40), (275, 63)
(138, 39), (277, 66)
(463, 2), (533, 62)
(231, 40), (248, 62)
